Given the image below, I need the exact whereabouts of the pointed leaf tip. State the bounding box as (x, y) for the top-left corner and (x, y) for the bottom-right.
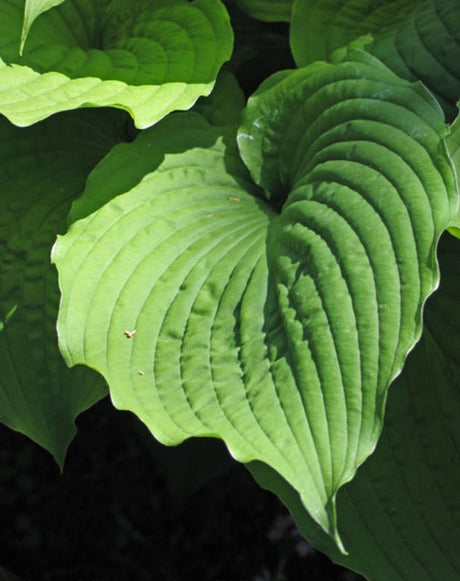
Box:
(54, 54), (458, 552)
(20, 0), (65, 55)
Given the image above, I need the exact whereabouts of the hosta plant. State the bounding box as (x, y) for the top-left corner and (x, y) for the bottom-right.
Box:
(0, 0), (459, 579)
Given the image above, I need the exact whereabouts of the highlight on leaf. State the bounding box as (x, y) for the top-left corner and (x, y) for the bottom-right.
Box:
(0, 0), (233, 127)
(53, 52), (458, 551)
(249, 234), (460, 581)
(447, 107), (460, 237)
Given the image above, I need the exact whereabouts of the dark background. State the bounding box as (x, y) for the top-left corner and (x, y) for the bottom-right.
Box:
(0, 397), (365, 581)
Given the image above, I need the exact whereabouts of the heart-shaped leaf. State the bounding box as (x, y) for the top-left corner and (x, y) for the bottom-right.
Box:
(0, 0), (233, 128)
(53, 52), (457, 547)
(250, 234), (460, 581)
(0, 109), (128, 466)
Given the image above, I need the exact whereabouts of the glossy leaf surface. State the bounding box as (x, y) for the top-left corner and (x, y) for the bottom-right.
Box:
(250, 235), (460, 581)
(0, 0), (233, 128)
(53, 53), (457, 547)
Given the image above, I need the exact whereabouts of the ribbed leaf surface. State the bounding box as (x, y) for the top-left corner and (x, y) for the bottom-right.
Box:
(53, 53), (457, 547)
(290, 0), (422, 64)
(0, 0), (233, 128)
(291, 0), (460, 120)
(0, 109), (127, 466)
(250, 235), (460, 581)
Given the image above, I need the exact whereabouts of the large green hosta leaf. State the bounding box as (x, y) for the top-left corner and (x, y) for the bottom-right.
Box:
(0, 109), (127, 466)
(250, 234), (460, 580)
(290, 0), (460, 120)
(53, 53), (457, 547)
(0, 0), (233, 128)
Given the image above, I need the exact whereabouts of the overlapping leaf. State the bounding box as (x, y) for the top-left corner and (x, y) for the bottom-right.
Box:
(290, 0), (460, 120)
(193, 69), (245, 128)
(290, 0), (422, 64)
(53, 52), (457, 547)
(250, 235), (460, 581)
(0, 0), (233, 128)
(0, 109), (127, 466)
(20, 0), (66, 54)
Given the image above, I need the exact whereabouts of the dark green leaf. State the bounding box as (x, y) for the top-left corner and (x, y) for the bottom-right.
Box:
(232, 0), (293, 22)
(290, 0), (460, 120)
(0, 109), (127, 466)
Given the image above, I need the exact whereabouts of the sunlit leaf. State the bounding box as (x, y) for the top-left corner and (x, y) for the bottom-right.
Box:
(250, 234), (460, 581)
(0, 0), (233, 128)
(447, 107), (460, 237)
(53, 53), (457, 547)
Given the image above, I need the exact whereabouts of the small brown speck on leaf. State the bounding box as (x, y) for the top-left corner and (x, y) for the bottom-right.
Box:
(138, 370), (145, 376)
(124, 329), (137, 338)
(111, 26), (131, 39)
(227, 196), (240, 202)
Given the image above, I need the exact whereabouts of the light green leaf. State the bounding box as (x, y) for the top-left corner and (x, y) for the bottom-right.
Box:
(53, 53), (457, 548)
(0, 0), (233, 128)
(250, 234), (460, 581)
(447, 108), (460, 237)
(67, 72), (245, 224)
(232, 0), (293, 22)
(290, 0), (460, 120)
(20, 0), (66, 55)
(0, 109), (128, 467)
(67, 112), (232, 225)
